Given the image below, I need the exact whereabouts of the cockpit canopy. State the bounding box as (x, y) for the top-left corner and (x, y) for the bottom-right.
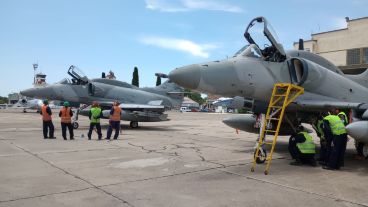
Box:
(244, 16), (286, 62)
(68, 65), (89, 85)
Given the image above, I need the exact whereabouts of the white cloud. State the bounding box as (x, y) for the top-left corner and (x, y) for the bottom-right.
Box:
(145, 0), (243, 13)
(139, 36), (218, 58)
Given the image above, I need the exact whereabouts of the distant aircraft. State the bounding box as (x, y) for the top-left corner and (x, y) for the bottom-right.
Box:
(12, 98), (43, 113)
(21, 65), (184, 128)
(169, 16), (368, 157)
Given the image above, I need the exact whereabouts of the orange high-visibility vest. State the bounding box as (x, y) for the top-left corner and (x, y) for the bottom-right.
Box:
(110, 106), (121, 121)
(60, 107), (72, 123)
(41, 105), (52, 121)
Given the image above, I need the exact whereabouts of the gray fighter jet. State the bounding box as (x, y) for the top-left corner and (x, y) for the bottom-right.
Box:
(12, 98), (43, 113)
(169, 16), (368, 157)
(21, 66), (184, 128)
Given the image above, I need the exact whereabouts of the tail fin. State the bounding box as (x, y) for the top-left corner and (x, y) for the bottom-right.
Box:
(141, 81), (185, 107)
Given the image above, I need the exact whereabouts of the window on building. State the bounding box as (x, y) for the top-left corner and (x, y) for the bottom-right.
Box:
(363, 48), (368, 64)
(347, 49), (361, 65)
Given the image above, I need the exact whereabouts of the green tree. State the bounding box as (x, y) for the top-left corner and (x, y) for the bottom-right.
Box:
(184, 89), (205, 105)
(0, 96), (8, 104)
(132, 66), (139, 87)
(156, 76), (161, 86)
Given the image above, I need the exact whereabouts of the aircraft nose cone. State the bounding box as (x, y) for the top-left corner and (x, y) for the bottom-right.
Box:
(169, 64), (201, 89)
(20, 88), (37, 97)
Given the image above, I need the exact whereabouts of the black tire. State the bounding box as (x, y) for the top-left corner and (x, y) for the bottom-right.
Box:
(130, 121), (138, 128)
(254, 148), (267, 164)
(73, 122), (79, 129)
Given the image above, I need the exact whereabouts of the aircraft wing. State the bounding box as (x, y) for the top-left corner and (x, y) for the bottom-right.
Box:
(292, 100), (368, 111)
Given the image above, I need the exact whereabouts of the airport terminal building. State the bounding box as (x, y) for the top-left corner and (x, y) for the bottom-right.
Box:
(294, 16), (368, 74)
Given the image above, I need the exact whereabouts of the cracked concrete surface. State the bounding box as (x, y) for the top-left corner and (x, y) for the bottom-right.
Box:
(0, 110), (367, 207)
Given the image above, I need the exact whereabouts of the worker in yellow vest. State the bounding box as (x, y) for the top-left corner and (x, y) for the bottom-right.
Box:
(288, 126), (316, 166)
(323, 108), (347, 170)
(40, 99), (55, 139)
(59, 101), (74, 140)
(335, 108), (348, 126)
(87, 101), (103, 140)
(106, 101), (122, 140)
(312, 113), (326, 165)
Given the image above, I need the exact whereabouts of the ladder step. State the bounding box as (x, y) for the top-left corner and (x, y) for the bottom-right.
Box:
(266, 117), (280, 120)
(273, 94), (287, 97)
(262, 142), (274, 145)
(269, 106), (283, 109)
(265, 130), (277, 133)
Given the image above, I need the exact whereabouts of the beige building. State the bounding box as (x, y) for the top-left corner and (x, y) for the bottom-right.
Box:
(293, 16), (368, 74)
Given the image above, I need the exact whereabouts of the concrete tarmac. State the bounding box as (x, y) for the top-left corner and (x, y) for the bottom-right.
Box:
(0, 109), (367, 207)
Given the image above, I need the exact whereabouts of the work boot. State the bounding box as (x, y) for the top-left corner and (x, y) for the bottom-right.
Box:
(289, 160), (302, 166)
(70, 137), (74, 140)
(309, 159), (317, 167)
(322, 166), (336, 171)
(63, 137), (67, 140)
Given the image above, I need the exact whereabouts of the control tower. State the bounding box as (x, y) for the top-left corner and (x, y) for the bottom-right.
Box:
(33, 63), (47, 86)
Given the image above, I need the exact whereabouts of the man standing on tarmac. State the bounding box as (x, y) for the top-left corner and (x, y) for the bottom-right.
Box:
(88, 101), (103, 140)
(289, 126), (317, 166)
(323, 108), (348, 170)
(59, 101), (74, 140)
(40, 99), (55, 139)
(106, 101), (122, 140)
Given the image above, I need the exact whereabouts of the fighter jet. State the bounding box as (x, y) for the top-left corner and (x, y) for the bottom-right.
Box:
(21, 65), (184, 128)
(169, 16), (368, 157)
(12, 98), (43, 113)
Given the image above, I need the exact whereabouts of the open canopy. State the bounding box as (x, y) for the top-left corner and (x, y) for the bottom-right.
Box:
(244, 16), (286, 62)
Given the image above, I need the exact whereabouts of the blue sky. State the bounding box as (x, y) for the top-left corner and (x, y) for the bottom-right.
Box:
(0, 0), (367, 96)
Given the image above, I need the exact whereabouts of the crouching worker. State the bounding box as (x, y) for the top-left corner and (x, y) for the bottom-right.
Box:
(289, 126), (317, 166)
(88, 101), (103, 140)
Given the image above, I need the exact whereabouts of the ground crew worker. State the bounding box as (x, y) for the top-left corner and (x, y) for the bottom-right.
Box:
(87, 101), (103, 140)
(336, 109), (348, 126)
(312, 114), (326, 165)
(59, 101), (74, 140)
(323, 109), (348, 170)
(106, 101), (122, 140)
(288, 126), (317, 166)
(40, 99), (55, 139)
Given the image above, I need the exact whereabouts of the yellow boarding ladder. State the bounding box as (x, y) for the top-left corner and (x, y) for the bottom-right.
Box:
(251, 83), (304, 175)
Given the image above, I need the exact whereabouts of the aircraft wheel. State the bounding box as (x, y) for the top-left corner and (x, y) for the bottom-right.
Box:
(363, 144), (368, 159)
(73, 122), (79, 129)
(254, 147), (267, 164)
(23, 109), (27, 113)
(130, 121), (139, 128)
(354, 141), (368, 159)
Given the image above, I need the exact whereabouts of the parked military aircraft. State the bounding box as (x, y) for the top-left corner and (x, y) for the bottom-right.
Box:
(21, 66), (184, 128)
(169, 16), (368, 157)
(12, 98), (43, 113)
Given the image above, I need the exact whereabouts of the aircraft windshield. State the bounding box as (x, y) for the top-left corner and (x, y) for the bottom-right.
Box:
(57, 78), (71, 84)
(233, 45), (249, 57)
(234, 44), (262, 58)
